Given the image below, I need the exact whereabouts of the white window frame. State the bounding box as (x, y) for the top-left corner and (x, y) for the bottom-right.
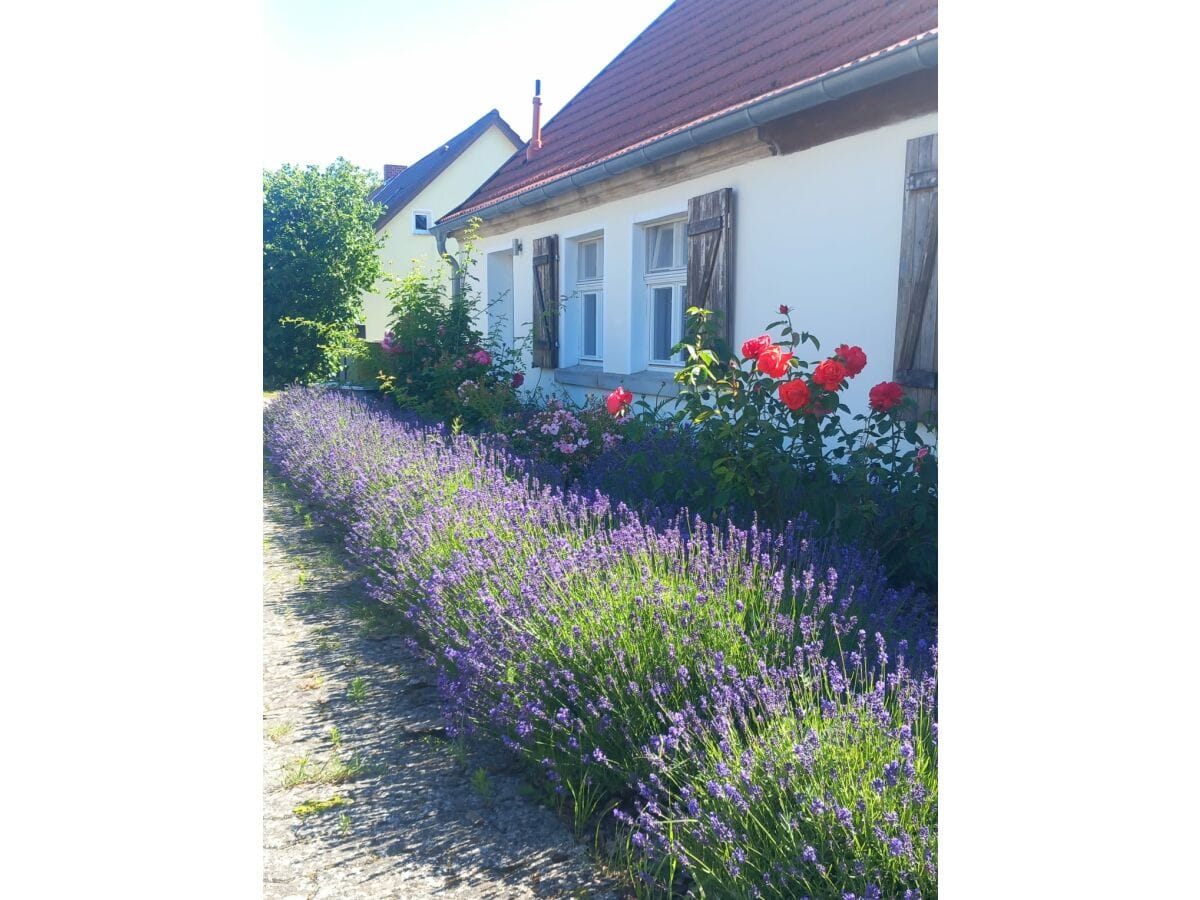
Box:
(572, 235), (604, 364)
(642, 218), (687, 366)
(412, 209), (433, 235)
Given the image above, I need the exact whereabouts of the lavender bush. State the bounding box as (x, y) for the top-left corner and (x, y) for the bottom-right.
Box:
(264, 387), (937, 898)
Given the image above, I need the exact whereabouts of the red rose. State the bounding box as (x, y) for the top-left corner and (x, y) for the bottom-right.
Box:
(811, 358), (847, 391)
(606, 385), (633, 415)
(755, 345), (794, 378)
(834, 344), (867, 377)
(868, 381), (905, 412)
(740, 334), (771, 359)
(511, 372), (525, 389)
(778, 379), (811, 411)
(778, 304), (790, 315)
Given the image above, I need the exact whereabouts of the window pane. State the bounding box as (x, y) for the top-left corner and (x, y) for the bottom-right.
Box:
(583, 293), (597, 357)
(579, 241), (596, 280)
(647, 224), (677, 271)
(414, 213), (428, 231)
(652, 286), (673, 360)
(677, 222), (688, 268)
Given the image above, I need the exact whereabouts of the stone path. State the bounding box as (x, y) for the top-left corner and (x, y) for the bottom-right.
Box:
(262, 473), (626, 900)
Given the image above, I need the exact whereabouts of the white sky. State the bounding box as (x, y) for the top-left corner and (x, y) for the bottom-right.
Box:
(264, 0), (675, 177)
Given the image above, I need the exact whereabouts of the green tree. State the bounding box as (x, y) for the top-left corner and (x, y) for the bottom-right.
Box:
(263, 159), (384, 388)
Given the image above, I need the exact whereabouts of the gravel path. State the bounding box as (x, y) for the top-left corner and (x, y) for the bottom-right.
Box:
(262, 473), (626, 900)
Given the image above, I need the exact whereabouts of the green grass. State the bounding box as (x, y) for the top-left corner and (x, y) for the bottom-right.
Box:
(265, 722), (293, 742)
(293, 794), (353, 819)
(348, 601), (407, 637)
(282, 754), (366, 788)
(315, 633), (342, 653)
(347, 677), (367, 703)
(299, 596), (327, 614)
(470, 767), (494, 805)
(448, 736), (468, 768)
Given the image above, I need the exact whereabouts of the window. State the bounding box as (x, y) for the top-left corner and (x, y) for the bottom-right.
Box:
(578, 237), (603, 281)
(644, 219), (688, 364)
(412, 209), (432, 234)
(575, 236), (603, 362)
(645, 220), (687, 273)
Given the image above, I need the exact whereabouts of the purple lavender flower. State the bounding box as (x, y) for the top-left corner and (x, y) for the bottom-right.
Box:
(264, 387), (938, 899)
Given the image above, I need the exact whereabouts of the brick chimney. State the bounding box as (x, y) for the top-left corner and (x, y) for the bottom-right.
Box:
(383, 164), (408, 180)
(526, 80), (543, 161)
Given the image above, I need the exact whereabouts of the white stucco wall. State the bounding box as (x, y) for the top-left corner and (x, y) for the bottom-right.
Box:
(463, 113), (937, 416)
(361, 124), (520, 340)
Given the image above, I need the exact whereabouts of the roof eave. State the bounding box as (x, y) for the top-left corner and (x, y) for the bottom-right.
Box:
(374, 110), (525, 233)
(436, 31), (937, 236)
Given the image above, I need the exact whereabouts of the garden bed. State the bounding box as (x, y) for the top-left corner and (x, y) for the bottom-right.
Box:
(265, 386), (937, 899)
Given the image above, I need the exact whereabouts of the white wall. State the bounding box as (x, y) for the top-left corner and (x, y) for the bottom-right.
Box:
(467, 113), (937, 414)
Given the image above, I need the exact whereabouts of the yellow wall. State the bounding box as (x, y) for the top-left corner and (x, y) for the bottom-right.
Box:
(361, 124), (519, 340)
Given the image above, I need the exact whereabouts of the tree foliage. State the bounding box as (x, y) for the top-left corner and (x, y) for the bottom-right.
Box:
(263, 158), (385, 388)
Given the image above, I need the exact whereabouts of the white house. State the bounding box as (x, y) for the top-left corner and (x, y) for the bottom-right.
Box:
(361, 109), (522, 341)
(435, 0), (938, 421)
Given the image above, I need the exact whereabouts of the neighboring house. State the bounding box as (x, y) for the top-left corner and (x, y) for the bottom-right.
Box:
(436, 0), (938, 420)
(361, 109), (523, 341)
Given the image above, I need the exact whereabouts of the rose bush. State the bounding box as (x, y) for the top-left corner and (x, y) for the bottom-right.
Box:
(624, 306), (937, 591)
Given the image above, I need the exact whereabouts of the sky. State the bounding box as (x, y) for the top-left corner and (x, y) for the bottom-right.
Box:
(264, 0), (675, 177)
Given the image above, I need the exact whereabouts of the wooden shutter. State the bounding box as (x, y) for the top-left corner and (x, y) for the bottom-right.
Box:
(686, 188), (734, 353)
(893, 133), (938, 420)
(531, 235), (559, 369)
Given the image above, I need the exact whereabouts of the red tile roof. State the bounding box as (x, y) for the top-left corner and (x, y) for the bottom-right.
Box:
(442, 0), (936, 223)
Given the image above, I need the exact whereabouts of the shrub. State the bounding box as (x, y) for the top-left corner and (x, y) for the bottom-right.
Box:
(263, 159), (384, 388)
(628, 307), (937, 592)
(625, 638), (937, 899)
(341, 339), (392, 387)
(504, 396), (629, 482)
(373, 228), (529, 433)
(264, 387), (936, 898)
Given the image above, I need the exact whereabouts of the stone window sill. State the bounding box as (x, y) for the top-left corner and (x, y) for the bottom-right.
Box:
(552, 364), (680, 397)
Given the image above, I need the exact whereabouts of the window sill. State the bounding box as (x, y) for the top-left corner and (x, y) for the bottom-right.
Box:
(553, 365), (680, 397)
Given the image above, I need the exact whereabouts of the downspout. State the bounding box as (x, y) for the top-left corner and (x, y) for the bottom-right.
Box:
(436, 32), (937, 238)
(435, 229), (463, 302)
